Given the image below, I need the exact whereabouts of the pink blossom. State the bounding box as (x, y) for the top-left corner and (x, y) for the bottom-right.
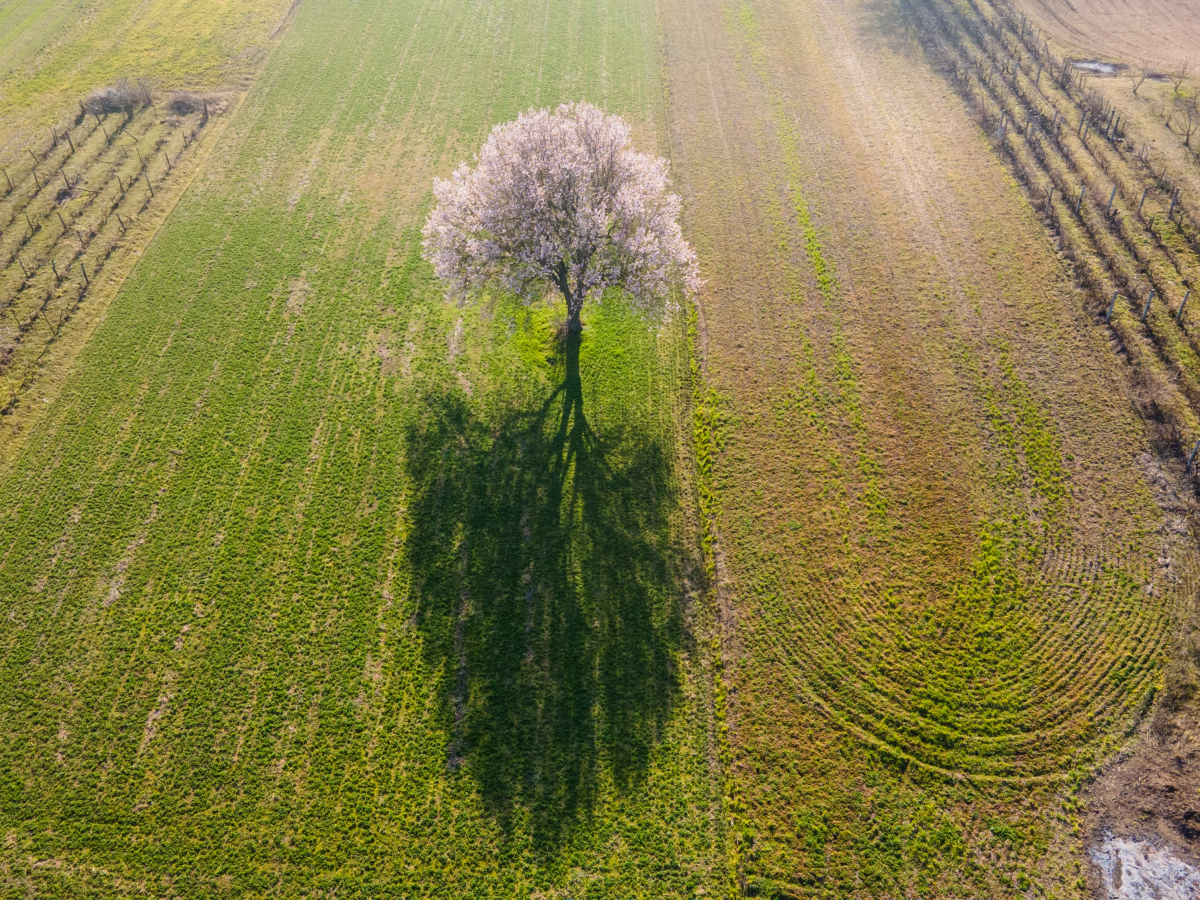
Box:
(422, 101), (700, 332)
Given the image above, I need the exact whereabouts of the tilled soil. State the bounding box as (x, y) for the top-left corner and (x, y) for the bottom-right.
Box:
(1016, 0), (1200, 73)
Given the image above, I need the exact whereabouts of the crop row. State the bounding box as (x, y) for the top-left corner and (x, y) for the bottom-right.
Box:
(0, 100), (211, 413)
(911, 0), (1200, 467)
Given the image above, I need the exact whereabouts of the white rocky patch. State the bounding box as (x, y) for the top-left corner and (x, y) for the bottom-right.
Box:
(1091, 837), (1200, 900)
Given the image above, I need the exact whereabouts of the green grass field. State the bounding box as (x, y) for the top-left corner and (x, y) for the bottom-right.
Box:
(0, 0), (1195, 895)
(0, 0), (291, 128)
(0, 0), (730, 895)
(0, 0), (296, 447)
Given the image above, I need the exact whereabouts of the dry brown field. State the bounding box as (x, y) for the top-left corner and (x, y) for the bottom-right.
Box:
(662, 0), (1198, 893)
(1017, 0), (1200, 71)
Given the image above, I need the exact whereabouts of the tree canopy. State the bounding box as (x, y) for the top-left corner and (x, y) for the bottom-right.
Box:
(422, 101), (699, 332)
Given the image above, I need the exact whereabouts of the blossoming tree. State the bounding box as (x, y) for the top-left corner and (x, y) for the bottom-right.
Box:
(422, 101), (699, 335)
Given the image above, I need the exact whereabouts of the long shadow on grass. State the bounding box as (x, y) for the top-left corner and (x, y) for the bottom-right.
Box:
(404, 331), (684, 849)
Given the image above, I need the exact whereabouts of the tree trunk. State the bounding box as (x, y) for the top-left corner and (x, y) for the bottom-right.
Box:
(567, 291), (584, 332)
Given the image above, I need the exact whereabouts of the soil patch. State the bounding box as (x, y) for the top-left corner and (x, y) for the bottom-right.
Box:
(1017, 0), (1200, 72)
(1087, 614), (1200, 887)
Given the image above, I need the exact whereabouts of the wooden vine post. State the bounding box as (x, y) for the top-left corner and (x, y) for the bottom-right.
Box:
(1105, 290), (1119, 323)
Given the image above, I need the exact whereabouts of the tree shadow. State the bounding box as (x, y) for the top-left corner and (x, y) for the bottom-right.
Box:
(404, 330), (686, 850)
(861, 0), (922, 55)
